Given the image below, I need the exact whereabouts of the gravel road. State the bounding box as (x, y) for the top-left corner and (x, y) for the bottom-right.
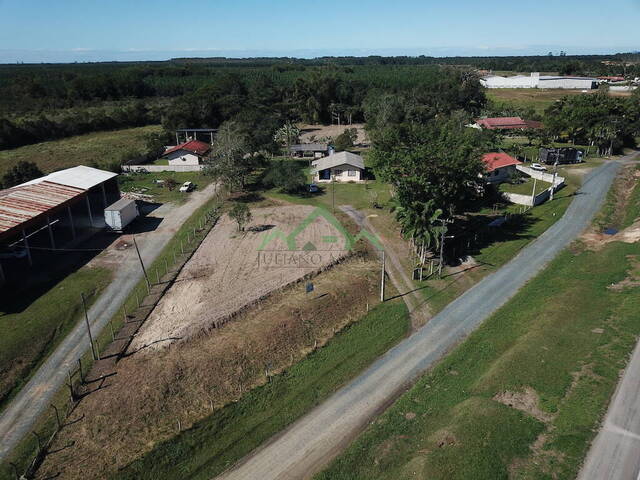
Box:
(217, 160), (622, 480)
(0, 183), (218, 461)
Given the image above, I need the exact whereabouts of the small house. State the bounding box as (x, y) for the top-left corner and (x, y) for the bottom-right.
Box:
(482, 153), (521, 184)
(289, 143), (331, 158)
(311, 151), (365, 183)
(161, 140), (211, 166)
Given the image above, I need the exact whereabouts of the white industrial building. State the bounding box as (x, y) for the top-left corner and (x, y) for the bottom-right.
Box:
(481, 72), (598, 89)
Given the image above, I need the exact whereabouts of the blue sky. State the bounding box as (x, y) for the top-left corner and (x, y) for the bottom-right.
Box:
(0, 0), (638, 63)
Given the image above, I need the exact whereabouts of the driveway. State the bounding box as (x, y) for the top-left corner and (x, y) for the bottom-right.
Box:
(0, 183), (218, 461)
(217, 159), (622, 480)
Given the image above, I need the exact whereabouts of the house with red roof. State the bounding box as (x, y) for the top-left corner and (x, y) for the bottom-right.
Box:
(481, 152), (522, 184)
(160, 140), (211, 166)
(475, 117), (543, 131)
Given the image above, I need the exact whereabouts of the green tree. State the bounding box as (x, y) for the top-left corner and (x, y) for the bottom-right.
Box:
(205, 121), (252, 191)
(1, 161), (43, 189)
(263, 160), (307, 193)
(273, 123), (300, 156)
(333, 128), (358, 152)
(229, 202), (252, 231)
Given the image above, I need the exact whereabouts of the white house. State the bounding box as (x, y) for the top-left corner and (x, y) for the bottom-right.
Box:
(311, 151), (365, 183)
(161, 140), (211, 166)
(481, 72), (598, 90)
(482, 153), (522, 184)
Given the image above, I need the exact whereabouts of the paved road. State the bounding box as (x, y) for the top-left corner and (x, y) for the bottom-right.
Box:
(0, 183), (218, 461)
(578, 331), (640, 480)
(218, 160), (622, 480)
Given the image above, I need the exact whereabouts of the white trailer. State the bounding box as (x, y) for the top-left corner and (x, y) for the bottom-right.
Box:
(104, 198), (139, 231)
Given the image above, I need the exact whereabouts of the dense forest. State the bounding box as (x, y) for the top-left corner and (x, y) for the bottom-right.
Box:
(0, 52), (638, 150)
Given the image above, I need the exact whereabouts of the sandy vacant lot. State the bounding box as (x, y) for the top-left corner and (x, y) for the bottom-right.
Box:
(131, 205), (350, 350)
(299, 123), (369, 146)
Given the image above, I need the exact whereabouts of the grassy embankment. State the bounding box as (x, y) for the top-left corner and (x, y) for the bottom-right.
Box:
(113, 301), (409, 480)
(0, 267), (111, 410)
(316, 179), (640, 480)
(0, 125), (162, 176)
(0, 195), (222, 480)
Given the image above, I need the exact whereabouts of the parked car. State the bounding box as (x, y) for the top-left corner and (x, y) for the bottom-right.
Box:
(530, 163), (547, 171)
(308, 183), (318, 193)
(179, 181), (194, 192)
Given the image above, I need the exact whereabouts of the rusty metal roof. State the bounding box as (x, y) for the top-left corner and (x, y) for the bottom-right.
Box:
(0, 181), (85, 235)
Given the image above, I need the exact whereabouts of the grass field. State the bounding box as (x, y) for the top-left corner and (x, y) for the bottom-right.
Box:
(118, 171), (215, 204)
(486, 88), (597, 114)
(316, 234), (640, 479)
(0, 265), (111, 410)
(0, 125), (162, 177)
(113, 301), (410, 480)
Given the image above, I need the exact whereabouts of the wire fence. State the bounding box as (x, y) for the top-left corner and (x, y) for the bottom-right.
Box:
(6, 203), (222, 480)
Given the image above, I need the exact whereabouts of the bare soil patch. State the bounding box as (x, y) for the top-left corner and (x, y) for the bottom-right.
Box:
(131, 205), (350, 351)
(581, 220), (640, 251)
(493, 386), (553, 423)
(298, 123), (368, 146)
(608, 255), (640, 290)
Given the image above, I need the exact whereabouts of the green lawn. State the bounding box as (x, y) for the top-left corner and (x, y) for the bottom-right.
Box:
(0, 125), (162, 176)
(0, 266), (111, 410)
(118, 171), (214, 205)
(499, 177), (552, 196)
(316, 238), (640, 480)
(113, 301), (410, 480)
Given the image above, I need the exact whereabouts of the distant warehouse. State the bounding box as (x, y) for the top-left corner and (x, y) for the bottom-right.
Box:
(481, 72), (598, 89)
(0, 166), (120, 285)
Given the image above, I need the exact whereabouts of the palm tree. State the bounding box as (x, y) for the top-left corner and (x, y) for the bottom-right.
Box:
(273, 123), (300, 157)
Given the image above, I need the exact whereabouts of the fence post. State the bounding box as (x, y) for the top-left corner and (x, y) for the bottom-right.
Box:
(77, 358), (84, 383)
(31, 431), (42, 453)
(50, 404), (61, 429)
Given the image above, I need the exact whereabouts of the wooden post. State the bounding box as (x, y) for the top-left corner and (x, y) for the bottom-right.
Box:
(164, 258), (168, 276)
(67, 370), (74, 400)
(109, 320), (115, 341)
(51, 404), (61, 429)
(133, 235), (150, 290)
(180, 241), (184, 254)
(81, 293), (99, 361)
(156, 268), (160, 285)
(77, 358), (84, 383)
(135, 291), (140, 308)
(31, 431), (42, 453)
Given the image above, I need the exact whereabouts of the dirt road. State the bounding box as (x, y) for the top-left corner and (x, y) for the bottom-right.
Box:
(0, 183), (218, 461)
(578, 338), (640, 480)
(217, 160), (622, 480)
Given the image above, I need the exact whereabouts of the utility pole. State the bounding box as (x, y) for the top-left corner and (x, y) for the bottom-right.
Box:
(133, 235), (150, 289)
(380, 250), (386, 302)
(530, 177), (538, 206)
(81, 293), (99, 360)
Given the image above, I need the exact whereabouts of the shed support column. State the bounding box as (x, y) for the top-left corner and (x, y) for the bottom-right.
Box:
(46, 216), (56, 250)
(101, 184), (107, 208)
(210, 132), (214, 145)
(85, 195), (94, 228)
(0, 260), (5, 285)
(176, 132), (179, 145)
(67, 206), (76, 239)
(22, 229), (32, 266)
